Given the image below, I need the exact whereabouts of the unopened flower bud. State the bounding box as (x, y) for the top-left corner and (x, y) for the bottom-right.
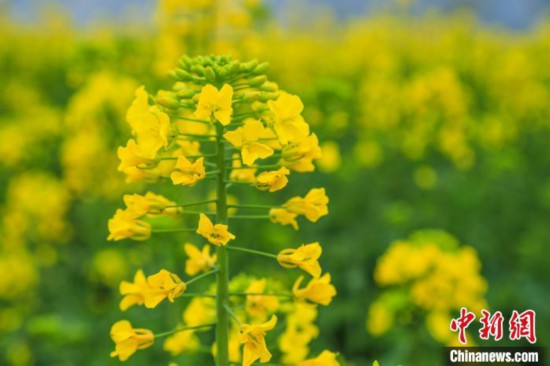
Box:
(252, 62), (269, 75)
(259, 92), (279, 102)
(248, 75), (267, 87)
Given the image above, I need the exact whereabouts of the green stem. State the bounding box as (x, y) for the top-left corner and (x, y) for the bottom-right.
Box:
(152, 228), (196, 233)
(176, 293), (216, 298)
(164, 199), (217, 209)
(215, 122), (230, 366)
(154, 323), (217, 339)
(227, 204), (280, 209)
(224, 180), (252, 185)
(224, 304), (242, 325)
(226, 246), (278, 259)
(228, 215), (270, 220)
(187, 268), (219, 285)
(175, 116), (211, 124)
(229, 165), (280, 171)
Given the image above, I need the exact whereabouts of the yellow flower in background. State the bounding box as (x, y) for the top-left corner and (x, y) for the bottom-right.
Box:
(184, 243), (217, 276)
(163, 329), (200, 356)
(285, 188), (329, 223)
(123, 192), (176, 217)
(119, 269), (150, 311)
(269, 208), (299, 230)
(278, 242), (322, 278)
(170, 156), (206, 186)
(144, 269), (187, 308)
(107, 209), (151, 241)
(196, 213), (236, 246)
(317, 141), (341, 173)
(126, 86), (171, 158)
(279, 301), (319, 364)
(281, 133), (322, 172)
(268, 93), (309, 144)
(230, 153), (257, 182)
(255, 167), (290, 192)
(293, 274), (336, 306)
(299, 350), (340, 366)
(245, 278), (280, 321)
(184, 297), (217, 327)
(224, 119), (274, 165)
(239, 315), (278, 366)
(195, 84), (233, 125)
(110, 320), (154, 362)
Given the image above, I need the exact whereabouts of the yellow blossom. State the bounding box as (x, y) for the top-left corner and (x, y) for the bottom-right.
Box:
(279, 302), (319, 364)
(117, 139), (154, 174)
(269, 208), (299, 230)
(281, 134), (322, 172)
(107, 209), (151, 241)
(285, 188), (329, 223)
(195, 84), (233, 125)
(230, 153), (257, 182)
(245, 279), (280, 321)
(163, 329), (200, 356)
(292, 274), (336, 306)
(239, 315), (278, 366)
(184, 297), (217, 327)
(119, 269), (150, 311)
(255, 167), (290, 192)
(268, 93), (309, 144)
(278, 242), (322, 278)
(123, 191), (177, 217)
(196, 213), (235, 246)
(184, 243), (217, 276)
(298, 350), (340, 366)
(110, 320), (154, 362)
(170, 156), (205, 186)
(144, 269), (187, 308)
(126, 86), (171, 158)
(224, 119), (274, 165)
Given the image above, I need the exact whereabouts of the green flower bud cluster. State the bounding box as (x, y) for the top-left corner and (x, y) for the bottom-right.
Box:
(166, 55), (278, 110)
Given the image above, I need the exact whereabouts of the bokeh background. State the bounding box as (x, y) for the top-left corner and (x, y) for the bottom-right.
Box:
(1, 0), (549, 365)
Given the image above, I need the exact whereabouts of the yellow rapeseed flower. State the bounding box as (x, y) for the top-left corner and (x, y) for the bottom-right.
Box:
(285, 188), (329, 223)
(230, 153), (257, 182)
(298, 350), (340, 366)
(224, 119), (274, 165)
(195, 84), (233, 125)
(184, 243), (217, 276)
(107, 209), (151, 241)
(196, 213), (236, 246)
(239, 315), (277, 366)
(292, 274), (336, 306)
(170, 156), (206, 186)
(245, 278), (280, 321)
(117, 139), (154, 181)
(163, 329), (200, 356)
(110, 320), (154, 362)
(255, 167), (290, 192)
(269, 208), (299, 230)
(126, 86), (171, 158)
(144, 269), (187, 308)
(277, 242), (322, 278)
(119, 269), (150, 311)
(268, 93), (309, 144)
(281, 133), (322, 172)
(123, 192), (177, 217)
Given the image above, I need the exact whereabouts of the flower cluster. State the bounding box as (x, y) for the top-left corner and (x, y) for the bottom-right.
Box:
(107, 55), (338, 365)
(367, 230), (488, 346)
